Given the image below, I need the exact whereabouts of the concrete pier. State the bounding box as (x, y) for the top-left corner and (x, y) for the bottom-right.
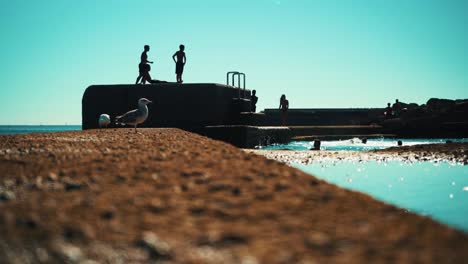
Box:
(82, 83), (252, 130)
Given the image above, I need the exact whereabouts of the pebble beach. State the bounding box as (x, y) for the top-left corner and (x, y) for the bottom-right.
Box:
(1, 128), (467, 263)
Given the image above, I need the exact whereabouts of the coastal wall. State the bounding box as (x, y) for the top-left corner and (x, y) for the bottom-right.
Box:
(82, 84), (251, 130)
(262, 108), (384, 126)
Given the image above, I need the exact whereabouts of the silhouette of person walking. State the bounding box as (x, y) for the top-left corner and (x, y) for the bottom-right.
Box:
(136, 45), (154, 84)
(172, 44), (186, 83)
(251, 90), (258, 112)
(279, 94), (289, 126)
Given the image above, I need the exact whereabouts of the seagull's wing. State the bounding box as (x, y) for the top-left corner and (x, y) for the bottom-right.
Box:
(115, 109), (142, 125)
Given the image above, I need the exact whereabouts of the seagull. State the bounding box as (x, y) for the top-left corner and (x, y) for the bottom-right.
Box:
(115, 98), (152, 133)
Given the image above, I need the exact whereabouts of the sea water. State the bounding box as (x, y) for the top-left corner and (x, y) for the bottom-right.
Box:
(262, 138), (468, 151)
(294, 161), (468, 232)
(0, 125), (81, 135)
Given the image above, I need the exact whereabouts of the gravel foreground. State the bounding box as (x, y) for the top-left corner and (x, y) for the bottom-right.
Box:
(0, 128), (467, 263)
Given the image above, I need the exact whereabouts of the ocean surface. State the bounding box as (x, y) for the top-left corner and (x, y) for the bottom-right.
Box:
(295, 161), (468, 232)
(261, 138), (468, 151)
(0, 125), (81, 135)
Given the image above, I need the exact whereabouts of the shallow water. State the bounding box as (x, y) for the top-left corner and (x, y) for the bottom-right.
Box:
(262, 138), (468, 151)
(0, 125), (81, 135)
(294, 161), (468, 232)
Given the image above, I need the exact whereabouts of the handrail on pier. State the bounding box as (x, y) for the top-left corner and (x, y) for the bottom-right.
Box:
(226, 71), (246, 99)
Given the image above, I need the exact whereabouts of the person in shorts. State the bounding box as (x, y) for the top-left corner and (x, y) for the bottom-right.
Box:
(172, 44), (186, 83)
(135, 45), (153, 84)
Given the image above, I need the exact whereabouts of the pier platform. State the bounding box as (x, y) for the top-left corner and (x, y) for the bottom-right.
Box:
(82, 83), (252, 130)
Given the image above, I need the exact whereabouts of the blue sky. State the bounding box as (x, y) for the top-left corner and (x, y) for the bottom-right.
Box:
(0, 0), (466, 125)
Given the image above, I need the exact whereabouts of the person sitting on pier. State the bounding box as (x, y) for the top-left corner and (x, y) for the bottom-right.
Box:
(136, 45), (154, 85)
(251, 90), (258, 112)
(279, 94), (289, 126)
(172, 44), (186, 83)
(384, 102), (394, 118)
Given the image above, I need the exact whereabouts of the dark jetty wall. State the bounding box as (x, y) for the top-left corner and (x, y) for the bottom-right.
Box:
(82, 84), (251, 130)
(263, 108), (384, 126)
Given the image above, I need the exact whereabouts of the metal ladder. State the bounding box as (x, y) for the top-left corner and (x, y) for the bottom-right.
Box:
(226, 71), (246, 99)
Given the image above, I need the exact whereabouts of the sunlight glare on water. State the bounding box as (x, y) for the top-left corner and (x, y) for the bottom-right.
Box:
(294, 161), (468, 232)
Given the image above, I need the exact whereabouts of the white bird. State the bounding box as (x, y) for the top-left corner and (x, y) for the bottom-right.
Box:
(115, 98), (152, 133)
(99, 114), (111, 128)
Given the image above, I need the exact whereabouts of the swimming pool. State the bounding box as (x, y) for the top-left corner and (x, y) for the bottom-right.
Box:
(261, 138), (468, 151)
(294, 160), (468, 232)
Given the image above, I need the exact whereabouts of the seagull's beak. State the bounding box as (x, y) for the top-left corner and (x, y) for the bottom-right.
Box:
(148, 100), (153, 104)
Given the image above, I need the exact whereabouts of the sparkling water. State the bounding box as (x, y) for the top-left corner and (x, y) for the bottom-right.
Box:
(0, 125), (81, 135)
(295, 161), (468, 232)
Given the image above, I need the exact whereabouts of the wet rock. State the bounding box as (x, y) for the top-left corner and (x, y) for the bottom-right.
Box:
(137, 231), (173, 260)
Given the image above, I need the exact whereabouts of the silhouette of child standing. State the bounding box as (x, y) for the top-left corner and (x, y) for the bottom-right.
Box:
(136, 45), (154, 84)
(172, 45), (186, 83)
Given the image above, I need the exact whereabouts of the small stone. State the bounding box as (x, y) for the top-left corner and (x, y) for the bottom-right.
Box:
(137, 231), (172, 260)
(148, 199), (166, 213)
(304, 232), (331, 248)
(54, 242), (84, 262)
(47, 172), (58, 181)
(3, 179), (15, 188)
(0, 190), (15, 201)
(35, 176), (43, 188)
(36, 247), (49, 262)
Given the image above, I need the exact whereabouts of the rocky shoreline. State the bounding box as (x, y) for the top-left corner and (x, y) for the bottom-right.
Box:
(248, 143), (468, 165)
(1, 129), (467, 263)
